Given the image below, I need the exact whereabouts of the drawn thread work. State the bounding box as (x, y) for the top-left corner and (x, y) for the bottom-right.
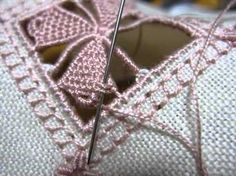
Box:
(1, 0), (234, 175)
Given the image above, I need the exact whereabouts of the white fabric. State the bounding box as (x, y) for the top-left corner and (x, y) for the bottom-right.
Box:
(97, 49), (236, 175)
(0, 1), (64, 175)
(0, 58), (64, 176)
(1, 0), (236, 176)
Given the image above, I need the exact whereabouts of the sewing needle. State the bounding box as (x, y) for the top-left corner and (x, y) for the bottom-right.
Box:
(87, 0), (126, 165)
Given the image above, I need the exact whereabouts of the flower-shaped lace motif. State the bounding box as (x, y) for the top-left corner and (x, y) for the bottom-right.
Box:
(27, 0), (140, 107)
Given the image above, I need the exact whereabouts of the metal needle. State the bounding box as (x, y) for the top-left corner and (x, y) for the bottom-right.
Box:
(87, 0), (126, 165)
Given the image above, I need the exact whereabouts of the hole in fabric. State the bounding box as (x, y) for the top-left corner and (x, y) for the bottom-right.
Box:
(109, 23), (192, 92)
(63, 90), (115, 123)
(60, 1), (93, 23)
(63, 90), (96, 123)
(19, 0), (193, 124)
(145, 92), (152, 98)
(19, 19), (36, 44)
(116, 23), (192, 69)
(39, 44), (67, 64)
(110, 54), (137, 92)
(50, 43), (85, 81)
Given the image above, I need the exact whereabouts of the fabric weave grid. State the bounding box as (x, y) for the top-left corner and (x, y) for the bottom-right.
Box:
(1, 0), (236, 176)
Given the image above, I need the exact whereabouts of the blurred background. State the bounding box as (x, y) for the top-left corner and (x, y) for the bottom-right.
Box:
(137, 0), (236, 21)
(139, 0), (236, 9)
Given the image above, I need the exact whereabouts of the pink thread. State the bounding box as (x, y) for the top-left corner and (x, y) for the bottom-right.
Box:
(1, 22), (79, 174)
(11, 0), (236, 175)
(56, 150), (100, 176)
(26, 0), (140, 107)
(105, 1), (236, 176)
(189, 1), (236, 175)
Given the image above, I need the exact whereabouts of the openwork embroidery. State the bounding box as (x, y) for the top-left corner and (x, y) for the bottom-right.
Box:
(57, 150), (99, 176)
(23, 0), (140, 109)
(5, 0), (234, 175)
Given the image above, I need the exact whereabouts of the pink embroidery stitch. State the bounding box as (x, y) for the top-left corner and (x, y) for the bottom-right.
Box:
(7, 0), (234, 175)
(104, 2), (236, 176)
(57, 151), (100, 176)
(26, 0), (140, 107)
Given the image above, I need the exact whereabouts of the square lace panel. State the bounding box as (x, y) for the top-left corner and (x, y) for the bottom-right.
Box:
(1, 0), (236, 175)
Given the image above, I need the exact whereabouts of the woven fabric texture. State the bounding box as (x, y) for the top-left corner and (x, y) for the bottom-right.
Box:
(0, 54), (63, 175)
(0, 1), (65, 176)
(96, 48), (236, 176)
(0, 0), (236, 176)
